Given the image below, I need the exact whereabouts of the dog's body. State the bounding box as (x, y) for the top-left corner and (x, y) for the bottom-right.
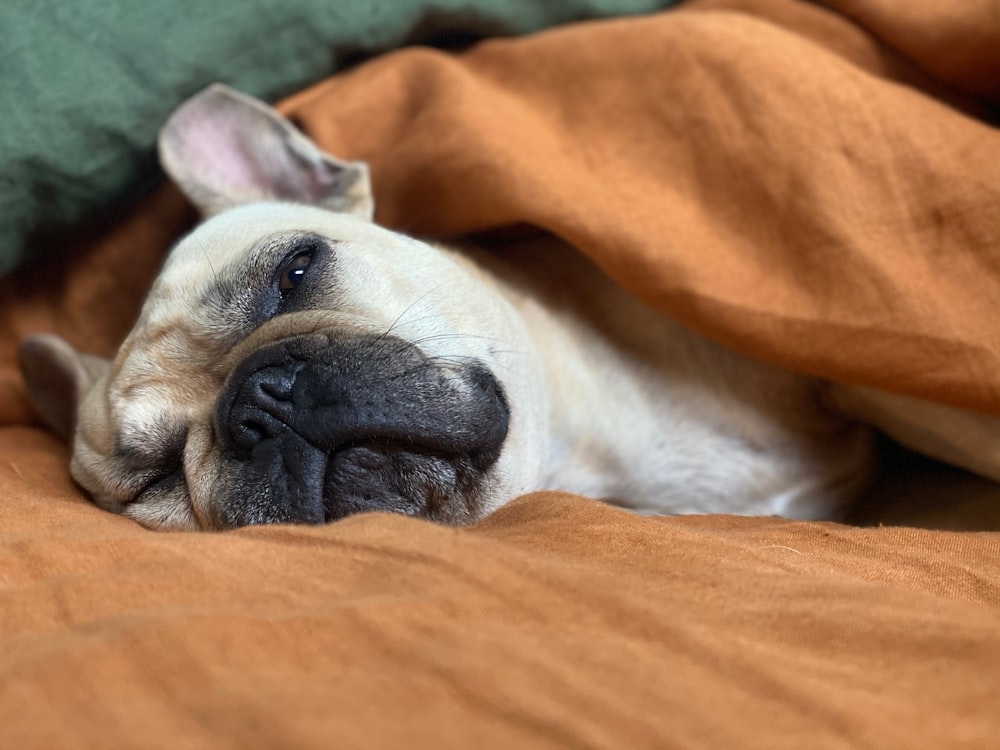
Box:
(454, 236), (874, 518)
(19, 86), (1000, 530)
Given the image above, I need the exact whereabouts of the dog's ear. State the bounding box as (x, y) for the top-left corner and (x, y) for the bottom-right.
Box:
(19, 334), (110, 442)
(159, 84), (374, 220)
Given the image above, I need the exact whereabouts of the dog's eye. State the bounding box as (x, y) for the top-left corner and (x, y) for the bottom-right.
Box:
(134, 467), (181, 502)
(278, 251), (313, 293)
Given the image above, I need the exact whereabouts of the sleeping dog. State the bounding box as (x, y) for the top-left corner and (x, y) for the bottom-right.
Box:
(19, 85), (1000, 530)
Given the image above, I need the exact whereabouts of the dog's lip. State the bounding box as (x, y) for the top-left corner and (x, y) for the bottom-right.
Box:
(320, 439), (472, 522)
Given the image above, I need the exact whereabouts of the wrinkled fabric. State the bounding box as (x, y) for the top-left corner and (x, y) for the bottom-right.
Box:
(279, 0), (1000, 413)
(1, 427), (999, 748)
(3, 0), (1000, 746)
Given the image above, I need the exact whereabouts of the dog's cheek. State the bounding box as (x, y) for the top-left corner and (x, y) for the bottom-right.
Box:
(182, 423), (233, 530)
(475, 381), (548, 514)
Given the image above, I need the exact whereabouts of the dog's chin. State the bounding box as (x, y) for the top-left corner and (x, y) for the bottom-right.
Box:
(322, 443), (492, 524)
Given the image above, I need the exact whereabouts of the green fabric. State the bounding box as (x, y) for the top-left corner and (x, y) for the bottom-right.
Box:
(0, 0), (676, 275)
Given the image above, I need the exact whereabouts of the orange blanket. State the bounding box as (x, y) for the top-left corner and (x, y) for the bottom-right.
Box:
(2, 0), (1000, 746)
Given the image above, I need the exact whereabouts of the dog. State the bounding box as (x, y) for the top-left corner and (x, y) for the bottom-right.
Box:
(19, 85), (1000, 531)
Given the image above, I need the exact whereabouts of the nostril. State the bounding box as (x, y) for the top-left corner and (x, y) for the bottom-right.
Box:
(231, 417), (268, 450)
(218, 363), (301, 455)
(256, 364), (299, 401)
(261, 379), (292, 401)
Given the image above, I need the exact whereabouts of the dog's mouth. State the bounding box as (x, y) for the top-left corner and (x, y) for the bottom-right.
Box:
(211, 333), (509, 528)
(323, 439), (498, 521)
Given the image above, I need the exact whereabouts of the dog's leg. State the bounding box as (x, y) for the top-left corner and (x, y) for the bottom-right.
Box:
(831, 384), (1000, 482)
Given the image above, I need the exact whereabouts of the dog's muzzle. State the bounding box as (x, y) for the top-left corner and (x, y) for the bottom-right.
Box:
(212, 332), (509, 527)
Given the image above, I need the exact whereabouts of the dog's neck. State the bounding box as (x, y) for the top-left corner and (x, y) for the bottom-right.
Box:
(453, 237), (871, 518)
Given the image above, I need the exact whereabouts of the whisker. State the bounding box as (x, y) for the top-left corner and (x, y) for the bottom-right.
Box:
(377, 286), (447, 342)
(409, 331), (512, 347)
(196, 235), (222, 290)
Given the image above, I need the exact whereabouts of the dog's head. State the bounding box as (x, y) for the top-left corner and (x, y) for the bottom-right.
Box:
(20, 85), (547, 530)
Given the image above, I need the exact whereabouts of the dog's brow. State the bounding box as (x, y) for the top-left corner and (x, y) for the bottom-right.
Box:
(255, 232), (337, 269)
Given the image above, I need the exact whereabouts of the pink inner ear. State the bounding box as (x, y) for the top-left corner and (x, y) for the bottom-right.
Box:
(164, 87), (369, 213)
(182, 113), (265, 194)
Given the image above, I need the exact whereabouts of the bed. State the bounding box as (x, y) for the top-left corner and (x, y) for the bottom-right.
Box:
(2, 0), (999, 746)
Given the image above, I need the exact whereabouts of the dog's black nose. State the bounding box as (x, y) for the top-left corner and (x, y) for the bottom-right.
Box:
(226, 362), (299, 452)
(212, 333), (509, 528)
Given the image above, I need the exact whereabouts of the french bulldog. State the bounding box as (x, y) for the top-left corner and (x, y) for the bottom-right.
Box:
(19, 85), (1000, 530)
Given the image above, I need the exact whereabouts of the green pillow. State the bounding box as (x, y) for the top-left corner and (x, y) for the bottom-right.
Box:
(0, 0), (676, 274)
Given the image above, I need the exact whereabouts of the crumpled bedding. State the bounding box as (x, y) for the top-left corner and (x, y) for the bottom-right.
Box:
(0, 0), (674, 274)
(2, 0), (1000, 747)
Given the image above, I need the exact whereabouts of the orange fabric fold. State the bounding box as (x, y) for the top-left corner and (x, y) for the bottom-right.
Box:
(1, 427), (999, 748)
(278, 0), (1000, 413)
